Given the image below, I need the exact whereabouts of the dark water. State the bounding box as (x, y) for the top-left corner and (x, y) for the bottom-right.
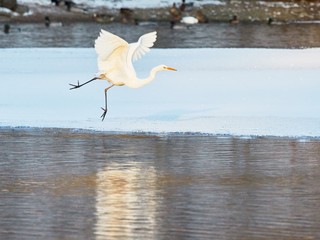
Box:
(1, 21), (320, 48)
(1, 128), (320, 239)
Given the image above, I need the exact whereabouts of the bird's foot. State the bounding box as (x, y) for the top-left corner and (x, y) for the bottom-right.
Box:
(69, 81), (81, 90)
(100, 107), (108, 121)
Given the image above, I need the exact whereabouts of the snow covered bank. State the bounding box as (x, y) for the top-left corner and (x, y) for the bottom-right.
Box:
(13, 0), (320, 23)
(19, 0), (224, 8)
(1, 48), (320, 137)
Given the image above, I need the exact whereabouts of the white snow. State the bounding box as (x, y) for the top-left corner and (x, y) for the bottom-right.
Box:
(1, 48), (320, 137)
(258, 1), (299, 8)
(0, 7), (12, 14)
(18, 0), (224, 8)
(0, 7), (19, 16)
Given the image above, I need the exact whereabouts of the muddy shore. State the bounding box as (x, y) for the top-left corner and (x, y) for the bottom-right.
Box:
(1, 1), (320, 24)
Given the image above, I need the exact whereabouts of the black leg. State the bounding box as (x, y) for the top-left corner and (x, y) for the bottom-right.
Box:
(69, 77), (98, 90)
(100, 85), (114, 121)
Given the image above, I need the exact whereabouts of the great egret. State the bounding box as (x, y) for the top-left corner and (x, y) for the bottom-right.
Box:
(69, 30), (176, 121)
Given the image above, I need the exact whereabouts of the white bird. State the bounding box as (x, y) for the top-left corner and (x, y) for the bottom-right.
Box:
(181, 16), (198, 24)
(69, 30), (176, 121)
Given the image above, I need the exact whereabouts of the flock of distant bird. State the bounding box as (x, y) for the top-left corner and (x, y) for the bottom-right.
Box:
(2, 0), (287, 35)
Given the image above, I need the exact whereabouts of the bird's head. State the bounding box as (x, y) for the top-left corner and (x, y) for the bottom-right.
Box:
(150, 65), (177, 77)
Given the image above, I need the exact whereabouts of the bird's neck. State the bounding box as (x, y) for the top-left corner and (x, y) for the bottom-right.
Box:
(127, 66), (160, 88)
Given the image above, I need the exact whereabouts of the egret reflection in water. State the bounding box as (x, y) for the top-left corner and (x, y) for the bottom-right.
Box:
(95, 162), (158, 239)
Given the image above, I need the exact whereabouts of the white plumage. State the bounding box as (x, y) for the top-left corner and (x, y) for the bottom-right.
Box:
(181, 16), (199, 24)
(70, 29), (176, 120)
(94, 30), (164, 88)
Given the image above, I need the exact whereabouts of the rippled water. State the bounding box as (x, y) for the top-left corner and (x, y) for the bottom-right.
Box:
(1, 128), (320, 239)
(1, 22), (320, 48)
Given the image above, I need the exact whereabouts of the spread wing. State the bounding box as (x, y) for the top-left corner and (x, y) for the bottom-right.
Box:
(94, 29), (129, 61)
(131, 31), (157, 62)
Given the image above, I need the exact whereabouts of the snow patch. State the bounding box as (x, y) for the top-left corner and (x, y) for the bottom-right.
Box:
(19, 0), (225, 8)
(0, 48), (320, 137)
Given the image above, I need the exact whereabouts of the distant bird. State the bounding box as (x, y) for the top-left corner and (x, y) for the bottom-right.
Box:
(93, 13), (115, 23)
(196, 10), (208, 23)
(3, 23), (21, 33)
(51, 0), (60, 6)
(134, 19), (158, 26)
(169, 3), (181, 21)
(170, 21), (189, 30)
(4, 23), (10, 34)
(179, 0), (194, 12)
(180, 0), (186, 12)
(64, 0), (74, 11)
(44, 16), (63, 27)
(229, 15), (239, 24)
(267, 17), (283, 25)
(181, 16), (198, 24)
(120, 7), (134, 23)
(69, 30), (177, 121)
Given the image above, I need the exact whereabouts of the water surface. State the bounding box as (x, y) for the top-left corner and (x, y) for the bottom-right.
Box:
(1, 22), (320, 48)
(1, 128), (320, 239)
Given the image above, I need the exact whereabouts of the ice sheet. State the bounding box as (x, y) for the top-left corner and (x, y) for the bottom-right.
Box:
(0, 48), (320, 137)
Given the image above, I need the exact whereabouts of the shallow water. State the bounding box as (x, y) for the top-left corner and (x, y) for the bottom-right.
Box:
(1, 22), (320, 48)
(1, 128), (320, 239)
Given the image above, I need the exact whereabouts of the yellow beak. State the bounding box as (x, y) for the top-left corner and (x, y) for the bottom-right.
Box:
(165, 67), (177, 71)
